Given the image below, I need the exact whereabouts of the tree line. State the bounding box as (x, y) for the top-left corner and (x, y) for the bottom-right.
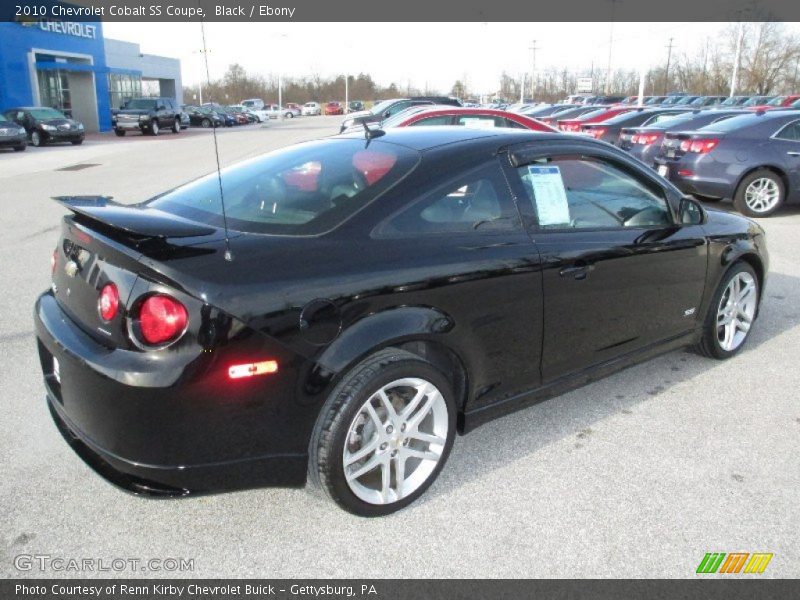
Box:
(184, 23), (800, 106)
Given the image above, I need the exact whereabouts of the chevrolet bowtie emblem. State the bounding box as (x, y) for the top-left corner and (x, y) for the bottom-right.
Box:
(64, 260), (80, 278)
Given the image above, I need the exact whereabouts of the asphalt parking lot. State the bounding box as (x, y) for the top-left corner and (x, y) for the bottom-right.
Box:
(1, 116), (798, 579)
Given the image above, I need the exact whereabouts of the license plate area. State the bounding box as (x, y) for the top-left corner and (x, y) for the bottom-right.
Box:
(657, 165), (669, 177)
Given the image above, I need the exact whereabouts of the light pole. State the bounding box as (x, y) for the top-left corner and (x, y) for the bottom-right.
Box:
(605, 0), (620, 94)
(730, 23), (745, 97)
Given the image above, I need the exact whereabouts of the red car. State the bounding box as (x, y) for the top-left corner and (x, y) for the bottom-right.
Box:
(381, 106), (554, 132)
(324, 102), (344, 115)
(747, 94), (800, 111)
(557, 107), (634, 132)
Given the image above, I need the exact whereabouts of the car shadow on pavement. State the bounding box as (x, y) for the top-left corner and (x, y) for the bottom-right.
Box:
(421, 270), (800, 505)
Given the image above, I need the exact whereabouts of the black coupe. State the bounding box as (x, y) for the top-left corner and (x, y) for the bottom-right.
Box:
(35, 128), (768, 516)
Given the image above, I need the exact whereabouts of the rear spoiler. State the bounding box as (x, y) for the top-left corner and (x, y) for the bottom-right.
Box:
(53, 196), (216, 239)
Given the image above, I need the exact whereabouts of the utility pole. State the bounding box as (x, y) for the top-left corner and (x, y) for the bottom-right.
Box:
(520, 72), (525, 103)
(605, 0), (619, 94)
(730, 22), (745, 97)
(663, 37), (674, 95)
(529, 40), (539, 100)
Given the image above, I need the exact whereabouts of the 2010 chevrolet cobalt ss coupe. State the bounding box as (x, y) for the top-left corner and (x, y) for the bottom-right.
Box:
(35, 127), (768, 516)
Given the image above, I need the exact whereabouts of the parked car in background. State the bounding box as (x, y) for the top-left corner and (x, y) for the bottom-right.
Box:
(557, 106), (633, 132)
(4, 107), (85, 146)
(202, 104), (236, 127)
(340, 97), (462, 132)
(713, 95), (752, 109)
(36, 126), (766, 516)
(230, 104), (269, 123)
(520, 104), (577, 118)
(183, 106), (224, 128)
(741, 96), (775, 108)
(376, 106), (555, 131)
(621, 110), (745, 167)
(537, 105), (602, 127)
(580, 108), (690, 145)
(688, 96), (726, 108)
(112, 97), (182, 137)
(0, 113), (27, 151)
(644, 96), (669, 106)
(265, 104), (299, 119)
(348, 101), (365, 113)
(654, 110), (800, 216)
(325, 101), (345, 116)
(241, 98), (265, 110)
(302, 102), (322, 116)
(756, 95), (800, 110)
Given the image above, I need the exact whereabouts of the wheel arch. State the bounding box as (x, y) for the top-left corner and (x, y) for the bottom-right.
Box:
(312, 306), (471, 428)
(734, 164), (791, 198)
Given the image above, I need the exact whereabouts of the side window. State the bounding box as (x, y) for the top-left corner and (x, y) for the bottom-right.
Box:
(455, 115), (505, 129)
(410, 116), (453, 126)
(504, 118), (526, 129)
(385, 101), (410, 117)
(378, 163), (520, 236)
(516, 156), (672, 230)
(775, 121), (800, 141)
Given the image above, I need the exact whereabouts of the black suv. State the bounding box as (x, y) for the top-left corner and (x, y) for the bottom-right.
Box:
(112, 97), (182, 136)
(4, 107), (85, 147)
(339, 96), (462, 132)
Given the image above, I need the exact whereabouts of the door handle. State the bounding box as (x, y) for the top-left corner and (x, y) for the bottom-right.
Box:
(788, 151), (800, 157)
(559, 263), (593, 280)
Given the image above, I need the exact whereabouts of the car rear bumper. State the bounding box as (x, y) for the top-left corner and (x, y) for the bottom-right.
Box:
(654, 159), (735, 199)
(34, 291), (309, 495)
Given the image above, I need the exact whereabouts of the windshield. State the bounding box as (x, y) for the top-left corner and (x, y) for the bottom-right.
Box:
(696, 113), (765, 134)
(29, 108), (66, 120)
(743, 96), (770, 106)
(370, 100), (396, 115)
(643, 112), (696, 127)
(720, 97), (743, 106)
(381, 106), (434, 128)
(766, 96), (787, 106)
(304, 102), (316, 107)
(148, 139), (420, 235)
(125, 99), (157, 110)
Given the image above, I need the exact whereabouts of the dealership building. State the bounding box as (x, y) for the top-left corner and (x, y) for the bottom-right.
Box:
(0, 20), (182, 132)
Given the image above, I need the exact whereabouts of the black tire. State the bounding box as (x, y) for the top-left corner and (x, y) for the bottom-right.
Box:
(733, 169), (784, 217)
(71, 139), (83, 145)
(172, 118), (180, 133)
(149, 120), (160, 136)
(13, 145), (26, 152)
(309, 348), (457, 517)
(286, 112), (294, 119)
(695, 261), (759, 360)
(114, 129), (126, 137)
(201, 118), (211, 128)
(31, 131), (44, 147)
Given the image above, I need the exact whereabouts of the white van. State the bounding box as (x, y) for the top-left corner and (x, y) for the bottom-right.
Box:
(241, 98), (265, 110)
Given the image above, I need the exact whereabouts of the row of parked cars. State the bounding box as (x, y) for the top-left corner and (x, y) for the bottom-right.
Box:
(0, 106), (85, 151)
(332, 92), (800, 217)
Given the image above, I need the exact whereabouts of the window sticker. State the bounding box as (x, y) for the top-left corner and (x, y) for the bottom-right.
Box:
(527, 165), (571, 227)
(461, 118), (496, 129)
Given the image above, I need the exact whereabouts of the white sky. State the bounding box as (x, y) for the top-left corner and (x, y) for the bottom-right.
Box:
(102, 22), (800, 94)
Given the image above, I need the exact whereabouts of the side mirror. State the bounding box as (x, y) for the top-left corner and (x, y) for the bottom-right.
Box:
(383, 111), (391, 119)
(679, 196), (705, 225)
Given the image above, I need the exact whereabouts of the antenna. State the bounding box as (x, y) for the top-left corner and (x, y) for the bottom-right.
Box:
(199, 18), (233, 262)
(361, 121), (385, 142)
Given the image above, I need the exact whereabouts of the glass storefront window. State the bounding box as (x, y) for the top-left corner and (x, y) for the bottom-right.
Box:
(37, 69), (72, 117)
(108, 73), (142, 109)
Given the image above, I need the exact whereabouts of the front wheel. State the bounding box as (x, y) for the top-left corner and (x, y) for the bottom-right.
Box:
(733, 169), (784, 217)
(172, 118), (180, 133)
(695, 262), (759, 359)
(114, 129), (126, 137)
(71, 139), (83, 145)
(285, 112), (294, 119)
(31, 131), (44, 147)
(310, 349), (456, 516)
(149, 120), (160, 136)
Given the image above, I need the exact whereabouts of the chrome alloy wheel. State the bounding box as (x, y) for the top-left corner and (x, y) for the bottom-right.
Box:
(343, 378), (448, 505)
(744, 177), (780, 213)
(717, 271), (757, 352)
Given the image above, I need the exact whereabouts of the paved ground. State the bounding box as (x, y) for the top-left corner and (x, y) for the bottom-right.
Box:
(1, 117), (798, 579)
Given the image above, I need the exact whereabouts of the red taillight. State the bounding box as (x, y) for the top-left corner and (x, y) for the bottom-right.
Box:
(137, 294), (187, 346)
(98, 283), (120, 321)
(51, 249), (57, 275)
(678, 169), (694, 177)
(680, 140), (691, 152)
(689, 138), (719, 153)
(228, 360), (279, 380)
(590, 127), (607, 138)
(637, 133), (661, 145)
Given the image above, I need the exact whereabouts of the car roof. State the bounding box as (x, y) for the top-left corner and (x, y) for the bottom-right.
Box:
(335, 125), (560, 151)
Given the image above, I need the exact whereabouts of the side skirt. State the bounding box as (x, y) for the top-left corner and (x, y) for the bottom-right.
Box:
(459, 330), (698, 434)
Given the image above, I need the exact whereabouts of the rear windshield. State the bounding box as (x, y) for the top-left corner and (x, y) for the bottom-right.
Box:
(644, 111), (693, 126)
(696, 113), (766, 134)
(148, 139), (420, 235)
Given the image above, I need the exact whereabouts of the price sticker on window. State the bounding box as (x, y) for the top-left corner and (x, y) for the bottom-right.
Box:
(461, 118), (496, 129)
(527, 165), (571, 227)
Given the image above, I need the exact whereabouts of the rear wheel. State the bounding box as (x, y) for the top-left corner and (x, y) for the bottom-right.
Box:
(71, 139), (83, 145)
(733, 169), (784, 217)
(695, 261), (759, 359)
(310, 349), (456, 516)
(114, 129), (126, 137)
(286, 112), (294, 119)
(201, 118), (211, 128)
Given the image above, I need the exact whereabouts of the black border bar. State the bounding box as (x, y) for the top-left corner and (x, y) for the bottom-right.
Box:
(4, 0), (800, 22)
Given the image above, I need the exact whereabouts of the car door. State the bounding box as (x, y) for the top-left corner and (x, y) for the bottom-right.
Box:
(370, 158), (544, 411)
(504, 140), (708, 382)
(771, 119), (800, 199)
